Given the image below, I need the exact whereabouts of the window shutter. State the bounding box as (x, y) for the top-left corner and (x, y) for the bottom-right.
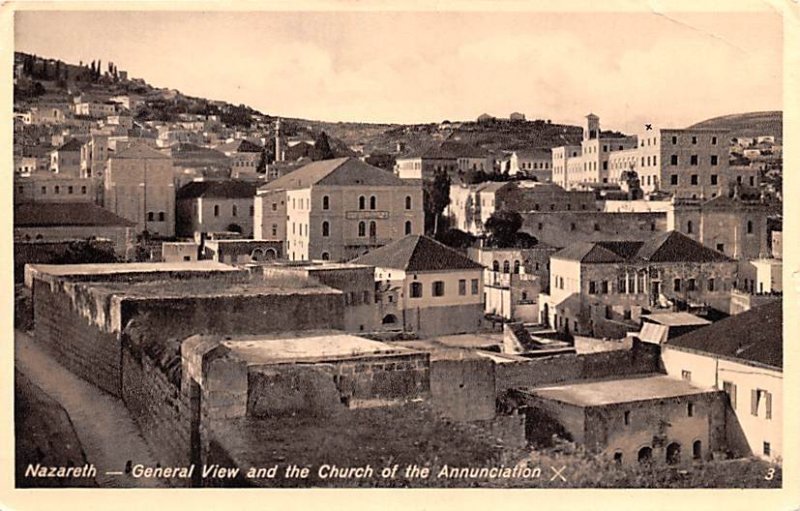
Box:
(766, 392), (772, 420)
(751, 389), (758, 416)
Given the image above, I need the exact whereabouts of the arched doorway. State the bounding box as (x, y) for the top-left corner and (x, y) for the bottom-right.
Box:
(382, 314), (398, 325)
(264, 248), (277, 260)
(251, 248), (265, 261)
(666, 442), (681, 465)
(692, 440), (702, 460)
(638, 446), (653, 464)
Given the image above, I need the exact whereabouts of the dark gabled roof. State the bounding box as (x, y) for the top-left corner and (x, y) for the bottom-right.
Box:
(57, 138), (83, 152)
(216, 139), (263, 153)
(668, 300), (782, 369)
(636, 230), (732, 263)
(261, 157), (407, 191)
(176, 180), (257, 200)
(554, 231), (733, 264)
(112, 144), (170, 160)
(351, 235), (484, 272)
(422, 141), (488, 159)
(14, 202), (136, 228)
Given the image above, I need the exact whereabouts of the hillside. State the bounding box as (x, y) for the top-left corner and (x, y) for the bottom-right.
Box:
(688, 111), (782, 142)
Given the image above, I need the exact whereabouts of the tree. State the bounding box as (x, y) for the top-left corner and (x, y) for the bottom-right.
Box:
(423, 170), (451, 236)
(256, 148), (267, 173)
(436, 228), (476, 249)
(484, 209), (523, 247)
(313, 131), (335, 161)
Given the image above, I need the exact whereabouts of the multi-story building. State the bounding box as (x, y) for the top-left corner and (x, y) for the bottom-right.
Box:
(544, 230), (737, 338)
(50, 138), (83, 176)
(508, 149), (553, 181)
(352, 234), (485, 337)
(104, 144), (175, 237)
(74, 100), (118, 118)
(216, 139), (263, 178)
(661, 300), (782, 462)
(395, 142), (492, 182)
(14, 174), (96, 205)
(551, 145), (581, 188)
(447, 181), (513, 234)
(176, 180), (258, 238)
(255, 157), (423, 261)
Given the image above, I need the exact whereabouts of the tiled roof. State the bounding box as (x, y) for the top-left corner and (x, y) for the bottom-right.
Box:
(668, 300), (782, 369)
(57, 138), (84, 152)
(554, 231), (733, 264)
(112, 143), (170, 160)
(176, 180), (257, 200)
(14, 202), (136, 228)
(261, 157), (408, 191)
(351, 235), (484, 272)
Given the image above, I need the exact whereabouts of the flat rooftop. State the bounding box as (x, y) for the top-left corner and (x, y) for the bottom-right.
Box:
(642, 312), (711, 327)
(524, 374), (713, 407)
(27, 261), (238, 277)
(90, 277), (334, 299)
(218, 331), (417, 364)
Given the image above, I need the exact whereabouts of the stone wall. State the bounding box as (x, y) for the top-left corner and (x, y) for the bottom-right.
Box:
(521, 211), (667, 248)
(495, 340), (660, 393)
(406, 303), (485, 338)
(430, 357), (496, 421)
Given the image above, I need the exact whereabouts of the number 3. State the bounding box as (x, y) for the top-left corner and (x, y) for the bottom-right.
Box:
(765, 468), (775, 480)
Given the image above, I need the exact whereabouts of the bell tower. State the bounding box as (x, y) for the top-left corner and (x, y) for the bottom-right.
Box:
(585, 113), (600, 141)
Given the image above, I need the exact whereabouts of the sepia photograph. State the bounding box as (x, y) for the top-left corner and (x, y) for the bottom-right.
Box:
(3, 2), (795, 506)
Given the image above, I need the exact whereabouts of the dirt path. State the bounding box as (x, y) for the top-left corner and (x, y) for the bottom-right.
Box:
(15, 330), (168, 488)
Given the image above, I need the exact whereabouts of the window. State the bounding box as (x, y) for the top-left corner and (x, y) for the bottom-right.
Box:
(687, 278), (696, 291)
(710, 155), (718, 166)
(687, 402), (694, 417)
(716, 243), (724, 253)
(158, 212), (165, 222)
(570, 223), (576, 231)
(271, 224), (277, 236)
(322, 195), (330, 210)
(249, 205), (254, 216)
(272, 202), (277, 211)
(681, 370), (692, 381)
(357, 221), (366, 237)
(723, 381), (736, 409)
(692, 136), (697, 144)
(322, 221), (330, 237)
(624, 411), (630, 425)
(589, 281), (597, 294)
(405, 196), (412, 210)
(690, 155), (698, 165)
(763, 442), (771, 457)
(405, 220), (412, 235)
(747, 220), (753, 234)
(600, 280), (609, 294)
(68, 186), (74, 194)
(708, 278), (715, 292)
(410, 282), (423, 298)
(54, 185), (60, 194)
(670, 174), (678, 185)
(41, 186), (46, 194)
(691, 174), (698, 185)
(513, 260), (520, 274)
(693, 440), (702, 460)
(492, 260), (499, 272)
(749, 176), (755, 186)
(672, 136), (678, 144)
(712, 136), (717, 145)
(670, 154), (678, 165)
(613, 452), (623, 465)
(593, 223), (600, 231)
(214, 205), (220, 217)
(369, 196), (377, 210)
(459, 279), (467, 296)
(358, 196), (366, 210)
(232, 205), (238, 217)
(321, 252), (330, 261)
(687, 220), (693, 234)
(674, 278), (682, 292)
(147, 211), (155, 221)
(471, 278), (479, 294)
(432, 281), (445, 297)
(710, 174), (718, 185)
(369, 221), (376, 237)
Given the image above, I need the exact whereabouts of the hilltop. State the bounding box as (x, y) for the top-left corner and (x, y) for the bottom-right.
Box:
(688, 111), (782, 142)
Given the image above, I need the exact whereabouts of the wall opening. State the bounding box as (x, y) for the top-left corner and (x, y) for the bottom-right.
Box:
(693, 440), (702, 460)
(638, 446), (652, 464)
(666, 442), (681, 465)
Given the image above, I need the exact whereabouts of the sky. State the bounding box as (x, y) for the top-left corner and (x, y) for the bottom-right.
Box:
(15, 8), (783, 132)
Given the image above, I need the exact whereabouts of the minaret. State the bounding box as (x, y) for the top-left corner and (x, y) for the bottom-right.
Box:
(585, 113), (600, 141)
(274, 118), (283, 162)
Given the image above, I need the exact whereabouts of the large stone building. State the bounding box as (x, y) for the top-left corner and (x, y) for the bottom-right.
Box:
(104, 144), (176, 237)
(255, 157), (423, 262)
(50, 138), (83, 177)
(215, 139), (263, 178)
(662, 300), (782, 461)
(352, 235), (485, 337)
(176, 180), (258, 238)
(544, 230), (737, 338)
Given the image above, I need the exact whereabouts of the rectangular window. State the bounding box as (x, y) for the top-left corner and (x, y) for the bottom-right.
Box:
(687, 402), (694, 417)
(670, 174), (678, 185)
(589, 281), (597, 294)
(687, 278), (696, 291)
(711, 174), (718, 185)
(432, 281), (445, 297)
(763, 442), (771, 457)
(471, 278), (479, 295)
(623, 410), (630, 425)
(690, 155), (698, 165)
(458, 279), (467, 296)
(723, 381), (737, 409)
(672, 136), (678, 144)
(712, 136), (717, 145)
(410, 282), (423, 298)
(710, 155), (718, 166)
(674, 278), (682, 292)
(691, 174), (698, 185)
(692, 136), (697, 144)
(272, 202), (277, 211)
(716, 243), (724, 253)
(681, 370), (692, 381)
(708, 278), (715, 292)
(600, 281), (609, 294)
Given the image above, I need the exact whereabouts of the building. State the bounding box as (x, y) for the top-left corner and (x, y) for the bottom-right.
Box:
(104, 144), (176, 237)
(202, 239), (283, 264)
(75, 100), (118, 118)
(215, 139), (263, 178)
(395, 142), (492, 182)
(162, 241), (200, 262)
(661, 301), (782, 461)
(50, 138), (83, 176)
(508, 149), (553, 181)
(738, 258), (782, 295)
(176, 180), (258, 238)
(447, 181), (514, 234)
(551, 145), (582, 188)
(14, 174), (96, 205)
(515, 374), (727, 466)
(520, 210), (668, 248)
(14, 202), (135, 257)
(351, 235), (485, 337)
(255, 157), (423, 262)
(544, 230), (737, 338)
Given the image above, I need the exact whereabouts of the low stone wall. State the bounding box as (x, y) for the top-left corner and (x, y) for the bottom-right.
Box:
(407, 303), (485, 338)
(430, 357), (495, 421)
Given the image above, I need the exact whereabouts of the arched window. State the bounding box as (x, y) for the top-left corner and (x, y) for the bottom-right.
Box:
(687, 220), (693, 234)
(638, 447), (653, 464)
(405, 220), (412, 235)
(666, 443), (681, 465)
(322, 221), (330, 237)
(323, 195), (330, 210)
(693, 440), (702, 460)
(369, 221), (377, 237)
(492, 260), (500, 272)
(405, 196), (412, 210)
(369, 195), (377, 210)
(503, 261), (510, 274)
(358, 221), (366, 237)
(321, 252), (330, 261)
(513, 260), (520, 274)
(358, 196), (366, 210)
